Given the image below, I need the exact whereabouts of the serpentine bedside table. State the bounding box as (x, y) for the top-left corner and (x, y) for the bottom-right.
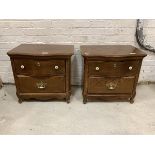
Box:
(81, 45), (146, 104)
(7, 44), (74, 103)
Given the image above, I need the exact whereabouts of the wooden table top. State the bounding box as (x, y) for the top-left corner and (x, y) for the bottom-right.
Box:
(81, 45), (147, 57)
(7, 44), (74, 56)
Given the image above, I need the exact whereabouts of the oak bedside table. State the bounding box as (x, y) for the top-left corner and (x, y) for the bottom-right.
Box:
(7, 44), (74, 103)
(81, 45), (147, 104)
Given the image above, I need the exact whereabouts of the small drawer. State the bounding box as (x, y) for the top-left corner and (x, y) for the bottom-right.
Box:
(88, 76), (135, 94)
(88, 60), (139, 77)
(13, 59), (33, 75)
(121, 61), (140, 76)
(17, 76), (65, 93)
(33, 60), (65, 76)
(14, 59), (65, 76)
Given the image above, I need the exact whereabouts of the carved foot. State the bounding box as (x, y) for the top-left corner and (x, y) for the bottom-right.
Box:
(83, 97), (87, 104)
(130, 98), (134, 104)
(18, 98), (23, 104)
(66, 96), (70, 104)
(0, 78), (3, 89)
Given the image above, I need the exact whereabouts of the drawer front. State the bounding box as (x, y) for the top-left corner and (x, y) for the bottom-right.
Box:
(17, 76), (65, 93)
(88, 60), (139, 77)
(14, 59), (33, 75)
(88, 77), (135, 94)
(14, 59), (65, 76)
(33, 60), (65, 76)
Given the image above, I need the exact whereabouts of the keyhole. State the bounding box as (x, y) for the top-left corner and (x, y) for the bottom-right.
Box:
(114, 63), (117, 68)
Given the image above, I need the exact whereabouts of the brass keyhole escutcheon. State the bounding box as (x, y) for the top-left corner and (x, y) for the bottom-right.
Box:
(113, 63), (117, 68)
(36, 62), (40, 67)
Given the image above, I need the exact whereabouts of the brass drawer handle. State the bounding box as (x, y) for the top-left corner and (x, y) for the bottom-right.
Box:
(20, 65), (24, 69)
(106, 81), (118, 90)
(36, 81), (47, 89)
(129, 66), (133, 70)
(95, 67), (99, 71)
(55, 65), (59, 70)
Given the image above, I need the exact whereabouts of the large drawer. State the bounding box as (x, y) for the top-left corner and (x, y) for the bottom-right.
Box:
(14, 59), (65, 76)
(17, 76), (65, 93)
(88, 76), (135, 94)
(88, 60), (139, 77)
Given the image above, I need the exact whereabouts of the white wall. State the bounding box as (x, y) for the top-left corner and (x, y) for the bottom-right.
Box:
(0, 19), (154, 85)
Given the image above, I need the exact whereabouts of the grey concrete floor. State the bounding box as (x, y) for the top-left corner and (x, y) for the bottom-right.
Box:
(0, 84), (155, 134)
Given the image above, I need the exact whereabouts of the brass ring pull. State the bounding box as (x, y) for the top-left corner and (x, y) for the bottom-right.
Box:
(95, 67), (99, 71)
(55, 65), (59, 70)
(129, 66), (133, 70)
(106, 80), (118, 90)
(20, 65), (24, 69)
(36, 81), (47, 89)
